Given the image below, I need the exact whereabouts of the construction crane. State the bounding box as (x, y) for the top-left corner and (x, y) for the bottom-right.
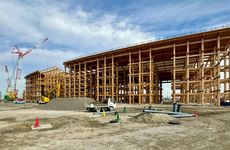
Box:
(4, 37), (48, 101)
(3, 65), (16, 101)
(4, 65), (11, 92)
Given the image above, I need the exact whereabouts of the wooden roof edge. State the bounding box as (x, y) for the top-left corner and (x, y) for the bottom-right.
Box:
(24, 66), (64, 79)
(64, 26), (230, 66)
(40, 66), (64, 73)
(24, 70), (40, 79)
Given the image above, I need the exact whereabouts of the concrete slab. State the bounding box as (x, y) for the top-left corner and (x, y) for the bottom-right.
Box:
(31, 123), (53, 130)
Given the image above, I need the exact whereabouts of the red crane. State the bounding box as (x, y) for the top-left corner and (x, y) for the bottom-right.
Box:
(11, 37), (48, 97)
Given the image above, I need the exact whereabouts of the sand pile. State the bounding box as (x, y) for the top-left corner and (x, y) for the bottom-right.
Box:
(130, 113), (175, 124)
(38, 97), (95, 111)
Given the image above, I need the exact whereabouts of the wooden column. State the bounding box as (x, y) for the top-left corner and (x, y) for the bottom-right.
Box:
(201, 38), (205, 104)
(139, 50), (142, 104)
(149, 49), (152, 104)
(96, 59), (99, 101)
(39, 73), (41, 99)
(116, 63), (119, 101)
(69, 65), (71, 97)
(104, 57), (106, 99)
(90, 66), (92, 98)
(64, 66), (66, 98)
(186, 41), (190, 104)
(78, 63), (81, 97)
(217, 36), (221, 106)
(112, 55), (114, 99)
(173, 43), (176, 103)
(84, 62), (87, 97)
(129, 51), (132, 104)
(213, 47), (216, 105)
(229, 52), (230, 100)
(74, 64), (76, 98)
(224, 55), (227, 100)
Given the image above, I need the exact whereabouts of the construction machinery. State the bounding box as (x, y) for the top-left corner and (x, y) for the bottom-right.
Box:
(3, 37), (48, 102)
(4, 65), (16, 101)
(39, 83), (60, 104)
(86, 98), (116, 112)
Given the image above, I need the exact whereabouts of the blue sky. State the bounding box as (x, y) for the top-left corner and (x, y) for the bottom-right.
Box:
(0, 0), (230, 98)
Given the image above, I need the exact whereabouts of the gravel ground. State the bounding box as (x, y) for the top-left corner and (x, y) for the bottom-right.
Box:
(1, 103), (230, 150)
(38, 97), (95, 111)
(130, 113), (175, 124)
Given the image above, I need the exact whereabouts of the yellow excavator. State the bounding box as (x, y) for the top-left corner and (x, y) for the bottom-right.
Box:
(39, 83), (60, 104)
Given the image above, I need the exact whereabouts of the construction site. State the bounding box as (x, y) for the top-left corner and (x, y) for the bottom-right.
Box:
(1, 27), (230, 150)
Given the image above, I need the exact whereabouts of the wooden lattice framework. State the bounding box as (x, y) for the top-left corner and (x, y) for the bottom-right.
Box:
(64, 27), (230, 106)
(25, 66), (66, 100)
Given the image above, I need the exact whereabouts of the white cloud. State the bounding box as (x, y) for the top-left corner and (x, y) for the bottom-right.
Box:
(0, 0), (152, 98)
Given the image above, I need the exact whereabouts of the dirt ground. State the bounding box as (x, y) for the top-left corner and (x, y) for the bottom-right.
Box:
(0, 102), (230, 150)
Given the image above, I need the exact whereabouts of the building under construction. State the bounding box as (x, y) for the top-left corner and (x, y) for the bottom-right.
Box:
(25, 66), (66, 100)
(63, 27), (230, 106)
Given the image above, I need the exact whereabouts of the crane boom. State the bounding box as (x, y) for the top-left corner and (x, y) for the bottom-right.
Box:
(12, 37), (48, 98)
(4, 65), (11, 92)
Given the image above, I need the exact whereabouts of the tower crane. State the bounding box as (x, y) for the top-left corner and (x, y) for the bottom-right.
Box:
(4, 37), (48, 101)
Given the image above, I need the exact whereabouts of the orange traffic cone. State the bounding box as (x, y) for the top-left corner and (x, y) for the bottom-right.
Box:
(34, 117), (40, 128)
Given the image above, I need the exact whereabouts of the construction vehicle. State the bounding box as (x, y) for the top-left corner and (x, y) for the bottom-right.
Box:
(38, 83), (60, 104)
(86, 98), (116, 112)
(3, 37), (48, 102)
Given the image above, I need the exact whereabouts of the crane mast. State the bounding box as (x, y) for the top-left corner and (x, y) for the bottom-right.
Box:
(4, 37), (48, 101)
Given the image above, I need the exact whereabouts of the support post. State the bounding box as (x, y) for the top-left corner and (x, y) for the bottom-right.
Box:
(139, 50), (142, 104)
(149, 49), (152, 104)
(104, 57), (106, 99)
(90, 66), (92, 98)
(217, 36), (220, 106)
(173, 43), (176, 103)
(79, 63), (81, 97)
(69, 65), (71, 97)
(74, 64), (76, 98)
(186, 41), (190, 104)
(112, 55), (114, 99)
(201, 38), (205, 104)
(84, 62), (87, 97)
(64, 66), (66, 98)
(97, 59), (99, 101)
(129, 51), (132, 104)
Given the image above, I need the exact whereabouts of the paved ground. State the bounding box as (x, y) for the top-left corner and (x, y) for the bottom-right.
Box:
(0, 102), (230, 150)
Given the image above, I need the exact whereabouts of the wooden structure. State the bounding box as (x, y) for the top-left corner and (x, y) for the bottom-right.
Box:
(25, 66), (66, 100)
(64, 27), (230, 106)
